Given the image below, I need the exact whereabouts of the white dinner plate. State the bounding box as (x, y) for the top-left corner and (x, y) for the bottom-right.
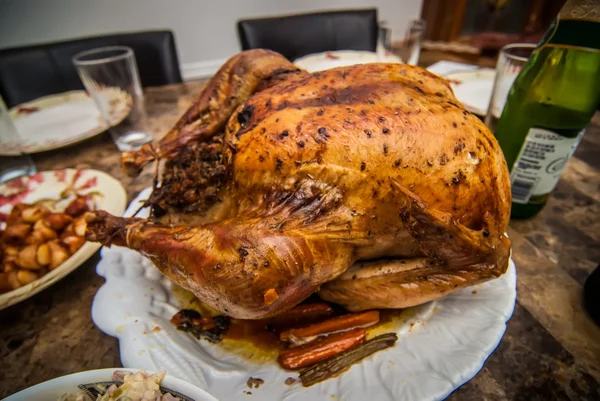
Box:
(4, 368), (217, 401)
(91, 188), (517, 401)
(0, 169), (127, 310)
(294, 50), (402, 72)
(1, 89), (131, 155)
(445, 69), (496, 116)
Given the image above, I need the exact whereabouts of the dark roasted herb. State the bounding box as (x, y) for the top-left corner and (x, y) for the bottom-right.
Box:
(170, 309), (231, 343)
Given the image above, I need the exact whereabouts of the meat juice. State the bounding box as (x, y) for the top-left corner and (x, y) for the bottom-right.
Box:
(171, 284), (425, 362)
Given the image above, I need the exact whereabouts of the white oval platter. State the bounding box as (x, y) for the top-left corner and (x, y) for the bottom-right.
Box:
(92, 188), (516, 401)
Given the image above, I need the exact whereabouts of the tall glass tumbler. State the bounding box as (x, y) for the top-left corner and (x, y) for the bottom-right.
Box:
(0, 96), (36, 184)
(402, 19), (426, 65)
(377, 21), (393, 60)
(485, 43), (536, 132)
(73, 46), (152, 151)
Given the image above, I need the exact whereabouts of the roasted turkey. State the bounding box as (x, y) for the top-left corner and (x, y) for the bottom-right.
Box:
(86, 49), (512, 319)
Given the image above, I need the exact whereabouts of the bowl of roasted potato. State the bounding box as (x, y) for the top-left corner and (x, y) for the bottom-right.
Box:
(0, 169), (126, 309)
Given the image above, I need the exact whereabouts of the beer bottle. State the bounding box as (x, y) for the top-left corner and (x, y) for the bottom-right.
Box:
(494, 0), (600, 218)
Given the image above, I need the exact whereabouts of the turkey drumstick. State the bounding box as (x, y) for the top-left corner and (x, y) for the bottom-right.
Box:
(86, 209), (354, 319)
(121, 49), (306, 176)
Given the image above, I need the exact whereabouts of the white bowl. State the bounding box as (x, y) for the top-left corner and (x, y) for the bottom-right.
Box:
(3, 368), (218, 401)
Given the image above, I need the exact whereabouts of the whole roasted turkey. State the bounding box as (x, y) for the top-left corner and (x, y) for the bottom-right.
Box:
(86, 49), (512, 319)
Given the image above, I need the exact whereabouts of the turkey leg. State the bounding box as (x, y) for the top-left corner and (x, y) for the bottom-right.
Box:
(121, 49), (306, 176)
(85, 210), (353, 319)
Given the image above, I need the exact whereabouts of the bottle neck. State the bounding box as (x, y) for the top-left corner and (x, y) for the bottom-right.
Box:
(560, 0), (600, 20)
(536, 0), (600, 53)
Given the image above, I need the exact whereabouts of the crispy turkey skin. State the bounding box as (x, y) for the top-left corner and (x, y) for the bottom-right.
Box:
(86, 49), (511, 319)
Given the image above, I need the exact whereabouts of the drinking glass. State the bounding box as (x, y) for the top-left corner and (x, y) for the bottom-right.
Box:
(485, 43), (536, 132)
(377, 21), (393, 60)
(0, 96), (36, 184)
(73, 46), (152, 151)
(402, 19), (426, 65)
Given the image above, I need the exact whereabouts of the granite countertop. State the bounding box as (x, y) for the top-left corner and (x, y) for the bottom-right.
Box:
(1, 77), (599, 399)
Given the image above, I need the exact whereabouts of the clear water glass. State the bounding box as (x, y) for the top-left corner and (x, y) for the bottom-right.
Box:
(485, 43), (536, 132)
(0, 96), (36, 184)
(73, 46), (152, 151)
(402, 19), (426, 65)
(377, 21), (393, 60)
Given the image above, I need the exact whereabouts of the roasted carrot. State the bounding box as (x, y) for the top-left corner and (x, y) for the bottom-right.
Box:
(264, 288), (279, 305)
(280, 310), (379, 343)
(268, 302), (334, 327)
(278, 328), (366, 370)
(299, 333), (398, 387)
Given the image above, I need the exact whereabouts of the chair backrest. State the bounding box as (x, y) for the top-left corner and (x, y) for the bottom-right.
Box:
(0, 30), (182, 108)
(238, 9), (378, 62)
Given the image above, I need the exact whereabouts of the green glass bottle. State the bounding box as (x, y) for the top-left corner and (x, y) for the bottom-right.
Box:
(494, 0), (600, 219)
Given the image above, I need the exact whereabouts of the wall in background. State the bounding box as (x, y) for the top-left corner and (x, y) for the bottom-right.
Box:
(0, 0), (422, 80)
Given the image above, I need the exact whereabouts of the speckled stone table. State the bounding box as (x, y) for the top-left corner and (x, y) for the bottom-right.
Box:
(1, 80), (599, 400)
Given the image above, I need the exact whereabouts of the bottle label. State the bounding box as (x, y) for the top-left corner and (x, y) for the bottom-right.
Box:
(510, 127), (584, 204)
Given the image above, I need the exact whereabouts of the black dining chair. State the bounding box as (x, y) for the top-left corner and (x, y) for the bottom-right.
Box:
(0, 30), (182, 108)
(237, 9), (378, 62)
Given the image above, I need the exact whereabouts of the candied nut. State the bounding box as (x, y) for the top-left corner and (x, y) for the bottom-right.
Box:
(0, 273), (11, 292)
(21, 205), (50, 223)
(62, 236), (85, 254)
(2, 262), (17, 273)
(6, 203), (26, 224)
(7, 271), (21, 289)
(4, 246), (19, 262)
(65, 197), (89, 217)
(44, 213), (72, 231)
(33, 219), (58, 241)
(61, 223), (75, 237)
(3, 223), (31, 242)
(48, 241), (69, 269)
(16, 244), (43, 270)
(37, 243), (51, 265)
(24, 230), (46, 245)
(17, 269), (38, 285)
(73, 217), (87, 237)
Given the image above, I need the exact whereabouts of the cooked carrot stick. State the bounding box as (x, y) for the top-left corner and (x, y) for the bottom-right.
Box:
(278, 328), (366, 370)
(264, 288), (279, 305)
(269, 302), (334, 327)
(280, 310), (379, 343)
(299, 333), (398, 387)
